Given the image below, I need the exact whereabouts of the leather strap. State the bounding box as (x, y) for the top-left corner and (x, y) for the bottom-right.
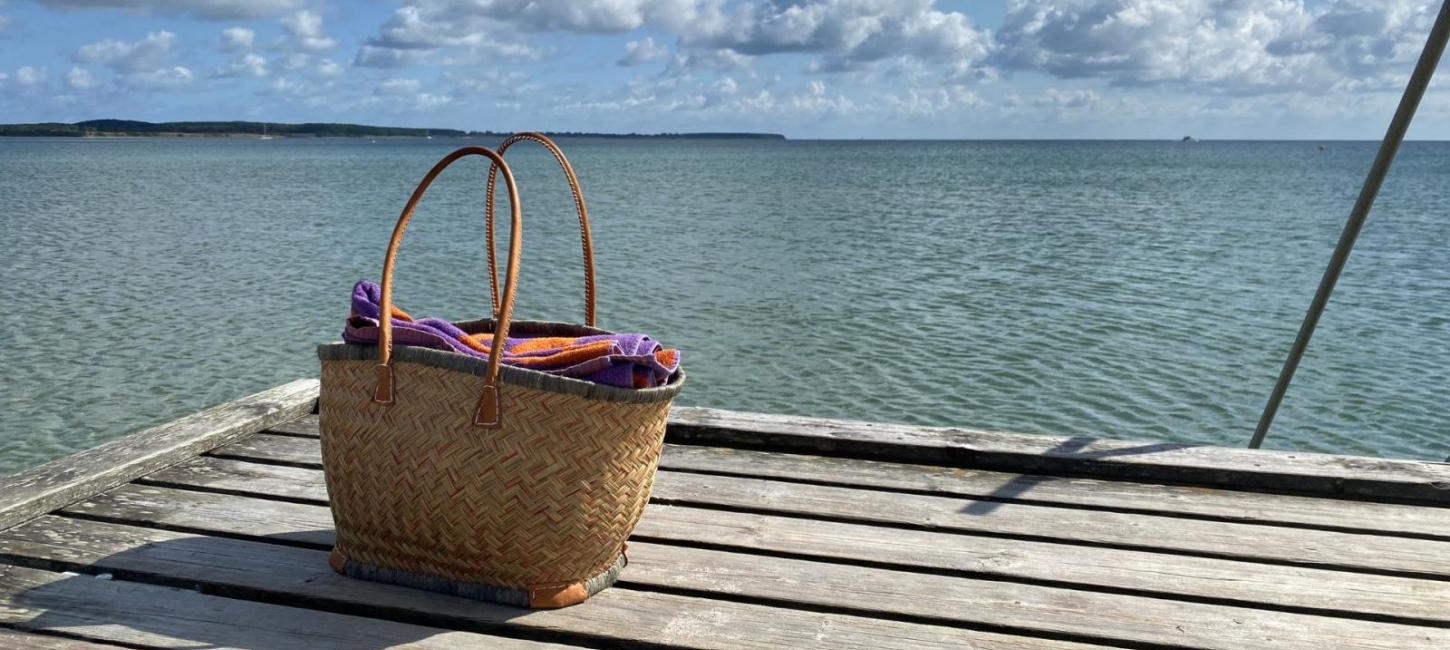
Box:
(373, 146), (523, 429)
(484, 132), (596, 326)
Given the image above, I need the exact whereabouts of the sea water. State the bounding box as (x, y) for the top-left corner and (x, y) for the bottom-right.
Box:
(2, 137), (1447, 475)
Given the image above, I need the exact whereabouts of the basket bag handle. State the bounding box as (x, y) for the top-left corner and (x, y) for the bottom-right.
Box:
(373, 146), (523, 429)
(483, 132), (596, 326)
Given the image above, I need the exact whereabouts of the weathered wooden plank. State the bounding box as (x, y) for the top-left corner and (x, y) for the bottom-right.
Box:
(263, 417), (323, 438)
(0, 564), (579, 649)
(0, 628), (131, 650)
(209, 431), (324, 463)
(68, 484), (1450, 626)
(651, 469), (1450, 579)
(145, 455), (1450, 579)
(6, 515), (1448, 650)
(0, 380), (320, 533)
(0, 518), (1104, 650)
(218, 431), (1450, 540)
(668, 406), (1450, 503)
(626, 541), (1450, 650)
(657, 444), (1450, 540)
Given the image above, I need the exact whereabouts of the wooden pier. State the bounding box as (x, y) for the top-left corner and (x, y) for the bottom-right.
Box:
(1, 379), (1448, 649)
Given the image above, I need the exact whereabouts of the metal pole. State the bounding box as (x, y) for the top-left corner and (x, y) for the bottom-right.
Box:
(1249, 0), (1450, 449)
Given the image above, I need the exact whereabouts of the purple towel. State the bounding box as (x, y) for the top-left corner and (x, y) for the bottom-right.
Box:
(343, 281), (679, 388)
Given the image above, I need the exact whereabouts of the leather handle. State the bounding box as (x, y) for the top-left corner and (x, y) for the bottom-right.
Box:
(374, 146), (523, 429)
(484, 132), (596, 326)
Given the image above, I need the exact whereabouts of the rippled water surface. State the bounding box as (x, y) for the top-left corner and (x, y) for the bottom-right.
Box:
(2, 137), (1448, 474)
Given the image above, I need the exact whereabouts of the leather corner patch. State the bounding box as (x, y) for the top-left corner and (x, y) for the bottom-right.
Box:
(528, 582), (589, 609)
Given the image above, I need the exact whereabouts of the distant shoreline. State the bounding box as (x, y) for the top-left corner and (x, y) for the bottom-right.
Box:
(0, 119), (786, 140)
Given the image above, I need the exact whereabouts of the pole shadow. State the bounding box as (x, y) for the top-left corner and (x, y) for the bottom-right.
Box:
(961, 436), (1201, 516)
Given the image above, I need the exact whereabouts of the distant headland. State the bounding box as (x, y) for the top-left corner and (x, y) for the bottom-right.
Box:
(0, 119), (786, 140)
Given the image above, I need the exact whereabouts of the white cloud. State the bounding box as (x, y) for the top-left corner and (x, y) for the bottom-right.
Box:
(451, 68), (534, 99)
(263, 11), (339, 72)
(267, 76), (321, 97)
(66, 66), (100, 89)
(280, 52), (310, 70)
(993, 0), (1436, 93)
(268, 77), (305, 93)
(212, 52), (267, 78)
(413, 92), (452, 109)
(678, 0), (994, 73)
(9, 0), (1440, 137)
(376, 77), (421, 96)
(362, 1), (992, 76)
(1035, 88), (1101, 110)
(125, 65), (193, 88)
(264, 72), (340, 105)
(370, 76), (453, 111)
(0, 14), (11, 31)
(370, 4), (483, 49)
(360, 4), (550, 67)
(220, 27), (255, 52)
(75, 31), (176, 73)
(354, 44), (429, 68)
(369, 5), (462, 49)
(741, 83), (857, 117)
(437, 41), (550, 65)
(16, 66), (48, 87)
(878, 85), (980, 117)
(664, 47), (752, 76)
(317, 58), (343, 77)
(67, 38), (194, 90)
(212, 27), (279, 78)
(282, 9), (337, 52)
(559, 75), (861, 122)
(618, 36), (670, 66)
(35, 0), (297, 20)
(394, 0), (659, 34)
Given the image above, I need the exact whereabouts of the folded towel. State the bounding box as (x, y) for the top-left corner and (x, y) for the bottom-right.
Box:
(342, 281), (680, 388)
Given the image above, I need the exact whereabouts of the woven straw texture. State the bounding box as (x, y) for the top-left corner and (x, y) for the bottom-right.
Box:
(319, 356), (674, 589)
(318, 139), (681, 607)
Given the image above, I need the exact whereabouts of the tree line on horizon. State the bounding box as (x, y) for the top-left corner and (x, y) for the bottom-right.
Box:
(0, 120), (785, 140)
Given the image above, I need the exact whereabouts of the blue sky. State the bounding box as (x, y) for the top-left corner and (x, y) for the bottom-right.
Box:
(0, 1), (1447, 139)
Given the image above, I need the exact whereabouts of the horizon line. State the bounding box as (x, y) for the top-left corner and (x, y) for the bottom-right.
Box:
(3, 119), (1440, 143)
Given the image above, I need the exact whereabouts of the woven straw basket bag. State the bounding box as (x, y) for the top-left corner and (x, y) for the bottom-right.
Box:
(317, 134), (685, 609)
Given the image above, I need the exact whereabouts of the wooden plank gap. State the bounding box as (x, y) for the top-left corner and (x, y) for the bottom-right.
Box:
(0, 627), (143, 650)
(130, 478), (330, 508)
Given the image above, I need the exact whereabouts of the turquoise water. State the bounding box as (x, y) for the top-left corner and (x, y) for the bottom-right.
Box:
(1, 137), (1447, 475)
